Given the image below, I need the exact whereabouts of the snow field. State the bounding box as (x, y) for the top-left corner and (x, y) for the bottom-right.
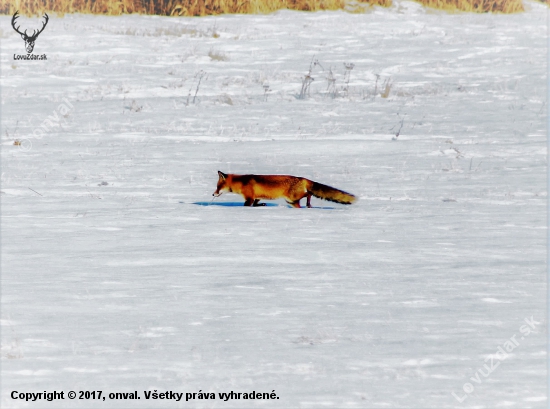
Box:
(1, 2), (547, 407)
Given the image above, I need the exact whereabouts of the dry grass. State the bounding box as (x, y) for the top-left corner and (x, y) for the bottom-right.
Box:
(415, 0), (524, 13)
(1, 0), (389, 16)
(0, 0), (528, 16)
(208, 48), (229, 60)
(380, 79), (392, 98)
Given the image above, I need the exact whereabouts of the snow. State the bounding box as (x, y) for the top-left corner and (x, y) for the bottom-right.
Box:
(1, 1), (547, 407)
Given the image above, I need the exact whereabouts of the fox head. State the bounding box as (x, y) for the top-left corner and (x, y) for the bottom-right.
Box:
(213, 171), (229, 197)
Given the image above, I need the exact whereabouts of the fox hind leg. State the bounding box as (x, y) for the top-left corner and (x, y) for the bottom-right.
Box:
(306, 193), (312, 208)
(244, 199), (254, 206)
(253, 199), (266, 207)
(287, 200), (301, 208)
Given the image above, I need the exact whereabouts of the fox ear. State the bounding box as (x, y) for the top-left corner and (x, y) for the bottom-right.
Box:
(218, 171), (227, 180)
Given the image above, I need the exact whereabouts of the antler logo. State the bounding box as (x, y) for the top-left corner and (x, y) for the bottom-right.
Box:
(11, 11), (49, 54)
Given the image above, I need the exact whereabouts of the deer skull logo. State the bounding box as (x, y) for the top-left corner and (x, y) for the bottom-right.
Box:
(11, 11), (49, 54)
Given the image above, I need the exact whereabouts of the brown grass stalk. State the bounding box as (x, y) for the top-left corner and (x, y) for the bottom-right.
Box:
(414, 0), (524, 13)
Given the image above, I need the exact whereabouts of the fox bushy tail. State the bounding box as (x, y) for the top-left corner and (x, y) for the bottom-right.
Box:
(309, 181), (357, 205)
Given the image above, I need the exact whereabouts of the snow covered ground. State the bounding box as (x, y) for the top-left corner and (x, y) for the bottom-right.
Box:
(1, 1), (547, 407)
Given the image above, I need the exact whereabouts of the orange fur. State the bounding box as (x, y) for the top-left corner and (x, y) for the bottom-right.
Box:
(213, 171), (356, 208)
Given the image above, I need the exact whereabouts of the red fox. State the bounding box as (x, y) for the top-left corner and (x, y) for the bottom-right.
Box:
(212, 171), (357, 208)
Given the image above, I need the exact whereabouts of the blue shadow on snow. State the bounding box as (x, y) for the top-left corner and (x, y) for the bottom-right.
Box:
(188, 201), (335, 209)
(192, 201), (278, 207)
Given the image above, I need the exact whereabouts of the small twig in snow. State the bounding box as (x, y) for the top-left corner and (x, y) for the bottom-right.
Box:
(193, 71), (207, 104)
(28, 187), (43, 197)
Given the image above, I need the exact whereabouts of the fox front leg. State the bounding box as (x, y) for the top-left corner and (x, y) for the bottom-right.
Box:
(306, 193), (312, 208)
(244, 199), (266, 207)
(253, 199), (266, 207)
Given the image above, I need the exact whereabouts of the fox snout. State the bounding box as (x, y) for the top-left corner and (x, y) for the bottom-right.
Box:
(213, 185), (224, 197)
